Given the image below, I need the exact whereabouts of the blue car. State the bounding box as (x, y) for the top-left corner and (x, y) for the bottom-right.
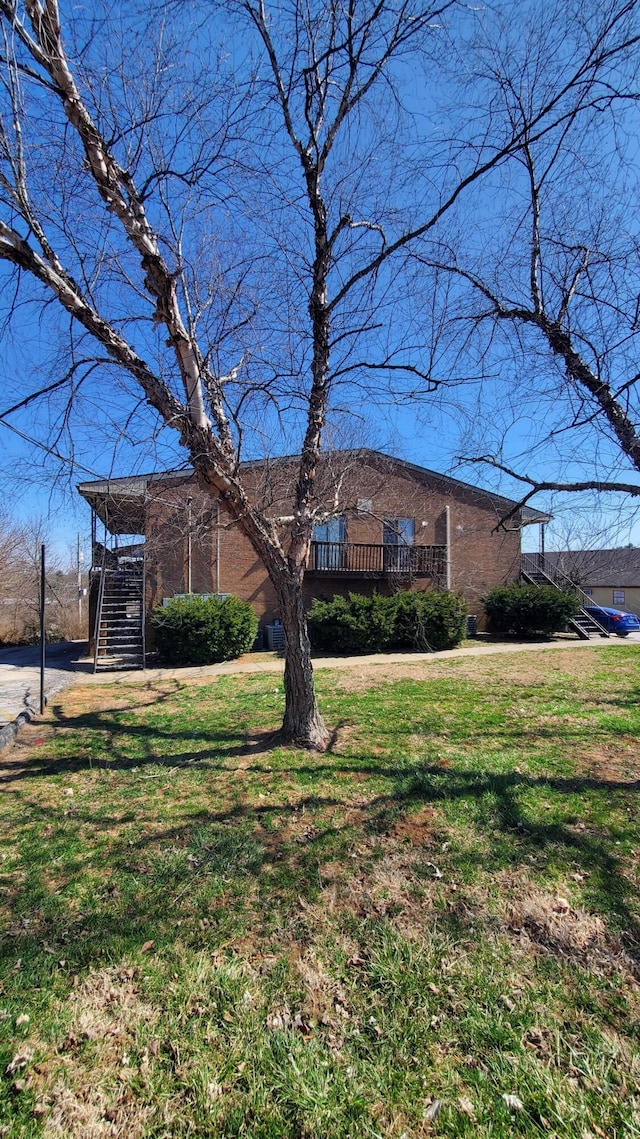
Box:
(584, 606), (640, 636)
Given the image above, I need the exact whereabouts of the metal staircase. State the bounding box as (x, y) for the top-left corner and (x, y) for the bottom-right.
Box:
(93, 562), (145, 671)
(521, 554), (610, 640)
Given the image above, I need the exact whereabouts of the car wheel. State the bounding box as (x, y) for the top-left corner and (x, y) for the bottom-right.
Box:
(617, 632), (630, 637)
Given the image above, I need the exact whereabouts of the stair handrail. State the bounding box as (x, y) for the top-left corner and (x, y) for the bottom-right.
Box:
(92, 542), (108, 674)
(521, 553), (610, 631)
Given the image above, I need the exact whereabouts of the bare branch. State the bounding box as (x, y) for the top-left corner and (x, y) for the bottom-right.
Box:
(462, 454), (640, 529)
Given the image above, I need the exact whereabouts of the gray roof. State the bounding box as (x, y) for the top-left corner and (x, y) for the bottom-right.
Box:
(78, 448), (551, 533)
(545, 548), (640, 588)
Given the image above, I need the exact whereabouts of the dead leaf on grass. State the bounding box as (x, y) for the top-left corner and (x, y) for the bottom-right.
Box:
(423, 1098), (443, 1121)
(502, 1093), (524, 1112)
(424, 861), (443, 879)
(265, 1005), (309, 1033)
(5, 1047), (33, 1075)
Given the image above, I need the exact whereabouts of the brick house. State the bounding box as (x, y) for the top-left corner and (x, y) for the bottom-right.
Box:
(78, 450), (547, 662)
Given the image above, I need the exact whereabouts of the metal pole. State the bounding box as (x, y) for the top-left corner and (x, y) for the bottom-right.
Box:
(39, 543), (46, 715)
(77, 532), (82, 625)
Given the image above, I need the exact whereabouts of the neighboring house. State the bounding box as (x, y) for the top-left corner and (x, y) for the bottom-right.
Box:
(544, 548), (640, 616)
(78, 449), (548, 656)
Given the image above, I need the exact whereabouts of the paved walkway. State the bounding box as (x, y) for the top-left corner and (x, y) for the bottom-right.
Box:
(0, 633), (638, 747)
(0, 642), (87, 733)
(74, 630), (640, 685)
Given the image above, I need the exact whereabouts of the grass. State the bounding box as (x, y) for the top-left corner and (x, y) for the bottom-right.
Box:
(0, 644), (639, 1137)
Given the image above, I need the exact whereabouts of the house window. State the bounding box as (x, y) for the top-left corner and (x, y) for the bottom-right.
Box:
(613, 589), (625, 605)
(312, 516), (345, 570)
(383, 518), (414, 546)
(383, 518), (414, 571)
(583, 588), (592, 596)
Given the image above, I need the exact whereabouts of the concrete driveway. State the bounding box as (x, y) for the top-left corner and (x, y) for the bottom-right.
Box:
(0, 641), (87, 730)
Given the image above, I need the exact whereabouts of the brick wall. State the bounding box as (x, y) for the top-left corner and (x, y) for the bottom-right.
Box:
(142, 455), (525, 629)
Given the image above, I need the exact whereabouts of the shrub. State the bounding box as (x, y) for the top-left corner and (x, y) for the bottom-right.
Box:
(307, 593), (395, 654)
(307, 590), (467, 654)
(391, 590), (468, 652)
(483, 583), (579, 637)
(151, 594), (258, 666)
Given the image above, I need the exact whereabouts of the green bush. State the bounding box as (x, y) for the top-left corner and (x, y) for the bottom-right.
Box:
(307, 590), (467, 654)
(151, 594), (258, 666)
(390, 590), (468, 652)
(483, 583), (579, 637)
(307, 593), (395, 654)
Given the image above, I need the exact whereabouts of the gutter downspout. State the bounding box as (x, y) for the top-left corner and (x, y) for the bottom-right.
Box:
(187, 497), (193, 594)
(216, 500), (221, 595)
(444, 505), (451, 591)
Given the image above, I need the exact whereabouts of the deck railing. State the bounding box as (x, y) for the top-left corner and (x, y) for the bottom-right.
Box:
(308, 542), (446, 577)
(91, 540), (145, 572)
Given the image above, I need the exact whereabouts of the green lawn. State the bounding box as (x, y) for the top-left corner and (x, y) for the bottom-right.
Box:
(1, 646), (639, 1137)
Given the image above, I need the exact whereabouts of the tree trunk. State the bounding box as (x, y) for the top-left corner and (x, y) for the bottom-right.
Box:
(188, 468), (329, 751)
(275, 576), (330, 750)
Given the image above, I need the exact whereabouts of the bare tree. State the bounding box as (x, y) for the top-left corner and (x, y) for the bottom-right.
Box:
(1, 1), (637, 744)
(0, 511), (83, 643)
(417, 0), (640, 520)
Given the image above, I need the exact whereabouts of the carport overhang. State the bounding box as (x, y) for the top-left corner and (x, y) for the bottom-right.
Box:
(77, 469), (194, 535)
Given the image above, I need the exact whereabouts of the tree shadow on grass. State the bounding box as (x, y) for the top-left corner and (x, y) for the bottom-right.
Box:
(3, 755), (640, 983)
(3, 680), (640, 978)
(2, 699), (634, 787)
(599, 686), (640, 708)
(348, 762), (640, 964)
(0, 698), (281, 784)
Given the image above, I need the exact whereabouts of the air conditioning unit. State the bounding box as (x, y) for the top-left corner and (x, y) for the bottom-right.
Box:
(162, 592), (230, 606)
(266, 622), (285, 650)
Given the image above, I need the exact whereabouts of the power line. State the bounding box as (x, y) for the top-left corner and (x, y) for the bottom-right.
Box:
(0, 417), (105, 480)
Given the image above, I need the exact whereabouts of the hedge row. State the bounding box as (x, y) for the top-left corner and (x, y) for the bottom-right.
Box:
(483, 583), (579, 637)
(149, 582), (572, 668)
(307, 590), (468, 654)
(151, 594), (258, 666)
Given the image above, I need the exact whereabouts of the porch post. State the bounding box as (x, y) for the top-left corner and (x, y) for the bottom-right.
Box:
(444, 505), (451, 591)
(186, 496), (193, 594)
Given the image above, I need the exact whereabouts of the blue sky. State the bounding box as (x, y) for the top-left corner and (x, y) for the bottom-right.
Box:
(2, 375), (638, 563)
(1, 0), (640, 563)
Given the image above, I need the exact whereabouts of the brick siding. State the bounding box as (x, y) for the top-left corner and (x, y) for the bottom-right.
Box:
(143, 455), (523, 629)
